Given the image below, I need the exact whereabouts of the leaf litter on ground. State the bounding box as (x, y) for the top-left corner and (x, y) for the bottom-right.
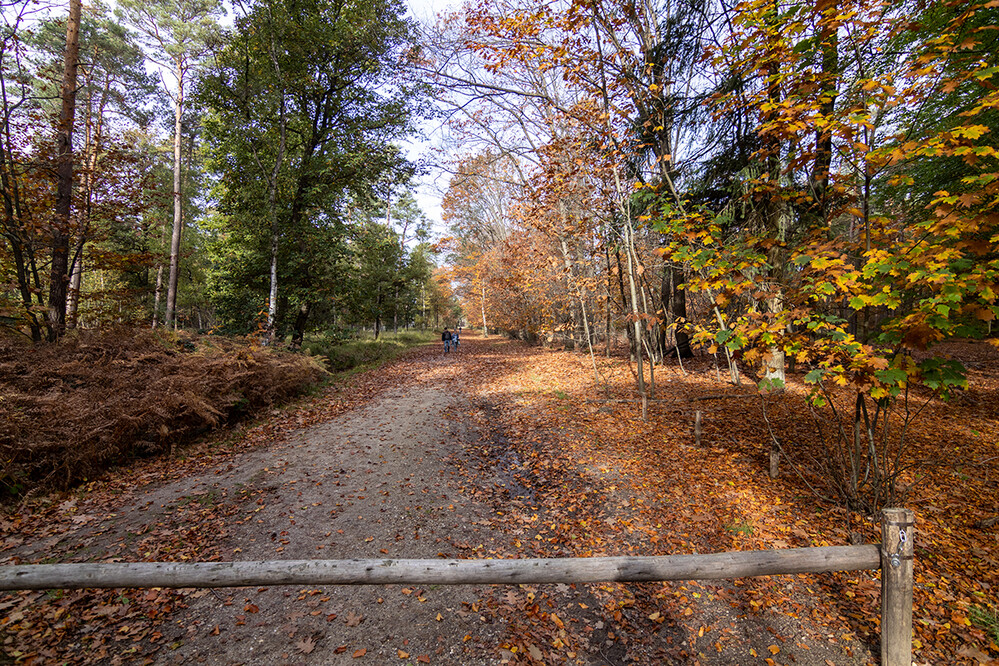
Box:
(1, 334), (997, 664)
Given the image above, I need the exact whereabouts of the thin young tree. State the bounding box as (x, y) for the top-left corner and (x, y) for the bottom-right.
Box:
(117, 0), (222, 329)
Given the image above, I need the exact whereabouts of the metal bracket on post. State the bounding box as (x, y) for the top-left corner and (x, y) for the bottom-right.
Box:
(881, 508), (915, 666)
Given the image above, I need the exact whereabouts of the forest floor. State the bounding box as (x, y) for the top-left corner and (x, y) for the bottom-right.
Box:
(1, 334), (998, 665)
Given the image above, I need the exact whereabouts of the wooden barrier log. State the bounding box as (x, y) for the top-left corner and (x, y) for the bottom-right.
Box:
(0, 545), (880, 591)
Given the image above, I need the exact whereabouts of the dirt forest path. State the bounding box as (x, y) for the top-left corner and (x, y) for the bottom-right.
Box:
(154, 362), (506, 664)
(2, 336), (873, 665)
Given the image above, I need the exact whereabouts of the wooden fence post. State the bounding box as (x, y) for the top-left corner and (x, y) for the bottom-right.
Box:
(881, 508), (915, 666)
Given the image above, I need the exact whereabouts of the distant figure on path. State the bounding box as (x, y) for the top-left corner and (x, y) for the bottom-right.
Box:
(442, 327), (452, 353)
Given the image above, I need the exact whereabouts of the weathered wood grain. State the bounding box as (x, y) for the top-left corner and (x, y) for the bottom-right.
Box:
(0, 545), (881, 591)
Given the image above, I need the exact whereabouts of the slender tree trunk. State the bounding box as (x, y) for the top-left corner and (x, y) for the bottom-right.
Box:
(811, 0), (838, 217)
(263, 110), (284, 339)
(623, 220), (646, 401)
(264, 173), (281, 340)
(763, 291), (787, 388)
(67, 61), (108, 330)
(67, 255), (82, 328)
(713, 304), (741, 385)
(152, 263), (163, 328)
(625, 227), (655, 397)
(47, 0), (82, 341)
(264, 18), (287, 341)
(664, 264), (693, 358)
(604, 238), (613, 357)
(762, 15), (789, 386)
(151, 221), (169, 328)
(614, 247), (634, 354)
(267, 230), (279, 332)
(165, 68), (184, 329)
(291, 301), (311, 348)
(558, 223), (581, 351)
(481, 282), (488, 337)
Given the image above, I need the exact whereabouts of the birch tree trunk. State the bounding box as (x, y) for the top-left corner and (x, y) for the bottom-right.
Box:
(164, 68), (184, 329)
(264, 85), (286, 340)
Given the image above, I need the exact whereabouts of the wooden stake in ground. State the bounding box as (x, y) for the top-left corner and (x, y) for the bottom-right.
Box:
(881, 507), (914, 666)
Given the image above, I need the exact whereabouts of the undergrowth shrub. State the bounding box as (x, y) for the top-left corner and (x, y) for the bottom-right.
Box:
(0, 327), (327, 497)
(302, 331), (433, 372)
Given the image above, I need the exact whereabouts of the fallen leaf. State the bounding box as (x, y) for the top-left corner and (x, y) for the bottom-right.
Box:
(296, 637), (316, 654)
(957, 645), (994, 662)
(352, 648), (367, 658)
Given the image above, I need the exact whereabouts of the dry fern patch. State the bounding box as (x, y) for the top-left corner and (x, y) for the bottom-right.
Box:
(0, 328), (327, 497)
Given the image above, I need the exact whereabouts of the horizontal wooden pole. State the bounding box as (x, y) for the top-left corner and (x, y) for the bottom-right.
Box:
(0, 545), (880, 591)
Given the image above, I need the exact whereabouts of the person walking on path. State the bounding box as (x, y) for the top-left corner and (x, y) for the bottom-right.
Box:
(452, 327), (460, 351)
(442, 327), (452, 353)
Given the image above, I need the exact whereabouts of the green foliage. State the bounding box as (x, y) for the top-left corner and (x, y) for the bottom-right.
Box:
(197, 0), (427, 339)
(28, 4), (161, 124)
(301, 330), (434, 373)
(970, 605), (999, 646)
(724, 521), (753, 536)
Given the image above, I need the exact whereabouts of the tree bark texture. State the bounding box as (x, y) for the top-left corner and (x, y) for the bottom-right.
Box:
(880, 508), (914, 666)
(291, 301), (311, 348)
(0, 545), (880, 591)
(164, 69), (184, 329)
(47, 0), (83, 341)
(663, 263), (693, 358)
